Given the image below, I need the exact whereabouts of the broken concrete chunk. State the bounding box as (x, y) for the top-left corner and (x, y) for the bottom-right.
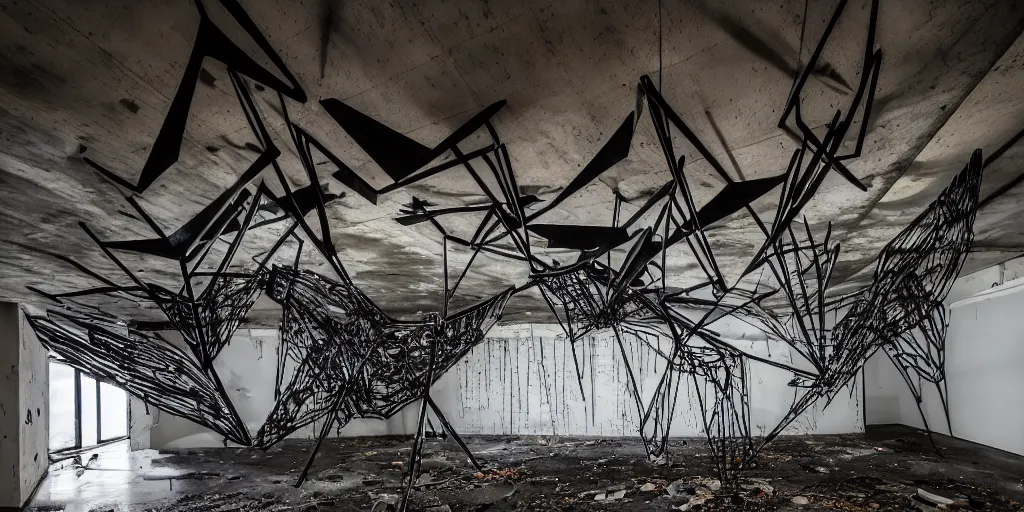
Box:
(791, 496), (810, 505)
(639, 482), (658, 492)
(673, 494), (711, 511)
(594, 489), (626, 501)
(917, 488), (954, 506)
(666, 480), (689, 496)
(741, 478), (774, 497)
(701, 478), (721, 491)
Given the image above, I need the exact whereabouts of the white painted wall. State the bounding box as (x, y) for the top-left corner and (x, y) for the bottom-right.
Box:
(945, 283), (1024, 454)
(865, 256), (1024, 456)
(433, 324), (861, 438)
(862, 352), (910, 427)
(0, 303), (48, 509)
(146, 319), (862, 449)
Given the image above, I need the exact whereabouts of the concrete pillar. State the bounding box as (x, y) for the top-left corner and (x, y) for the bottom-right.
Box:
(0, 303), (49, 509)
(128, 395), (152, 451)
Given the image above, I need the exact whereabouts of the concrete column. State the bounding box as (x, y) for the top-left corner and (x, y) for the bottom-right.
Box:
(128, 396), (152, 451)
(0, 303), (48, 509)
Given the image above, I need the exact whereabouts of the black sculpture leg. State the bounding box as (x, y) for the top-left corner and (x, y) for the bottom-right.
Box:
(640, 346), (685, 461)
(691, 350), (752, 487)
(611, 325), (649, 457)
(426, 396), (483, 471)
(400, 338), (440, 512)
(294, 342), (379, 487)
(885, 349), (943, 455)
(294, 393), (348, 487)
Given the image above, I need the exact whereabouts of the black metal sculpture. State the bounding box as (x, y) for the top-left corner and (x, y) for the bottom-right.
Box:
(23, 0), (989, 505)
(81, 0), (305, 194)
(28, 312), (251, 445)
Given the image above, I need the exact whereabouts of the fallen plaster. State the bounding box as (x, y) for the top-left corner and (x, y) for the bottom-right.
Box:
(23, 426), (1024, 512)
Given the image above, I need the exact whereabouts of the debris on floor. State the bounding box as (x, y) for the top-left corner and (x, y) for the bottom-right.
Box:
(916, 488), (952, 506)
(24, 426), (1024, 511)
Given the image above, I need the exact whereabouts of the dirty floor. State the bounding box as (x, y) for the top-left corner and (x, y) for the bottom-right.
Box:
(25, 425), (1024, 511)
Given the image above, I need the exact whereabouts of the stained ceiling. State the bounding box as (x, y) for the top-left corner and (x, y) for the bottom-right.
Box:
(1, 0), (1024, 324)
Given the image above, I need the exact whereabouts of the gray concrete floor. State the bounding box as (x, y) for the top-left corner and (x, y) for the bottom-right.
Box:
(25, 425), (1024, 511)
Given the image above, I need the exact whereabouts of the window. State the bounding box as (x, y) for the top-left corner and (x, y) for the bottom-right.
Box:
(99, 382), (129, 441)
(48, 362), (76, 451)
(48, 360), (130, 453)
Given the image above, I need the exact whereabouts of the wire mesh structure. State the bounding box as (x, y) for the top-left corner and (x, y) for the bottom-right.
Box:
(21, 0), (994, 504)
(28, 313), (251, 445)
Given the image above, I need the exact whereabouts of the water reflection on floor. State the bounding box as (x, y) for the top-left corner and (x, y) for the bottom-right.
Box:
(30, 441), (195, 512)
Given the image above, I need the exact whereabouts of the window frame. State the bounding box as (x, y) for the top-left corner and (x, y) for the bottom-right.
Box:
(49, 360), (130, 455)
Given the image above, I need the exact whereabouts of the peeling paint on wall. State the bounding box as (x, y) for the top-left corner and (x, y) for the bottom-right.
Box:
(434, 326), (863, 438)
(147, 323), (862, 449)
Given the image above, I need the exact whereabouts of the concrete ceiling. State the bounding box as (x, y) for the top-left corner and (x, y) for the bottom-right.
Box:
(1, 0), (1024, 324)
